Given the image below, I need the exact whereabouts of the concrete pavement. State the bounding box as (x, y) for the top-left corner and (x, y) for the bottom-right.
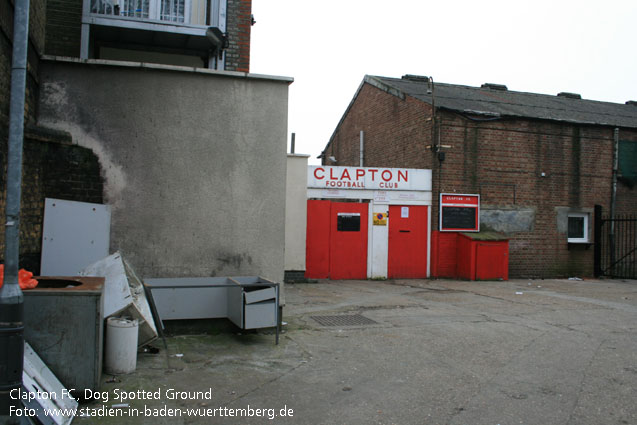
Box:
(74, 278), (637, 425)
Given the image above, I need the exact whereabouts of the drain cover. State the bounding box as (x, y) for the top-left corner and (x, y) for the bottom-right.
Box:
(311, 314), (378, 327)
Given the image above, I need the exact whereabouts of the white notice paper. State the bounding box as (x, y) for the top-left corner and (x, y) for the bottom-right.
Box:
(401, 207), (409, 218)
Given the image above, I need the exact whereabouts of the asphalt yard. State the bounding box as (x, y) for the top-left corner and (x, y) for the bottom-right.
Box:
(75, 278), (637, 425)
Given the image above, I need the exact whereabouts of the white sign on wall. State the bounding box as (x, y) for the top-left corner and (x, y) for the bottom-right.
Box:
(308, 166), (431, 191)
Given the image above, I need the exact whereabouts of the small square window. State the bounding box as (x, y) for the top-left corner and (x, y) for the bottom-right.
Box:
(337, 213), (360, 231)
(567, 213), (589, 243)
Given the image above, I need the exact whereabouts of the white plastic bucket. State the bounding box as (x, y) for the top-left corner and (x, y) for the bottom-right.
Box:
(104, 317), (139, 375)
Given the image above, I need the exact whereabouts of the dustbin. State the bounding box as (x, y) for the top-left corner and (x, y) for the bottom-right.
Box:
(105, 317), (139, 374)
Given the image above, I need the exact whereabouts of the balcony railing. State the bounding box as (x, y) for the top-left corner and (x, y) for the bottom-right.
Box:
(90, 0), (208, 26)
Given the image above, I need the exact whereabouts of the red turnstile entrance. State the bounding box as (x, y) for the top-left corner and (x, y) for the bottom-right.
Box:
(306, 200), (368, 279)
(388, 205), (428, 278)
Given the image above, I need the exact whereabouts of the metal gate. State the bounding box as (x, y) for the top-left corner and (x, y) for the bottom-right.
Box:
(594, 205), (637, 278)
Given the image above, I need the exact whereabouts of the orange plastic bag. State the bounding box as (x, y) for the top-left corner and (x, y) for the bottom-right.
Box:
(0, 265), (39, 289)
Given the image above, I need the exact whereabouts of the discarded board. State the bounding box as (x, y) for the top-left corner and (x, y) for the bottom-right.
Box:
(81, 252), (157, 346)
(22, 342), (78, 425)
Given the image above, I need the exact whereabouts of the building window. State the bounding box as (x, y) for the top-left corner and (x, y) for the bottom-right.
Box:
(567, 213), (589, 243)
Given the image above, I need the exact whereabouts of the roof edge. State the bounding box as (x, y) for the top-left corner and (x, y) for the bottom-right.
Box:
(41, 55), (294, 83)
(320, 75), (408, 158)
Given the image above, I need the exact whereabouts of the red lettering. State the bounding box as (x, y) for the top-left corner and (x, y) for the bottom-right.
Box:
(341, 169), (351, 180)
(398, 170), (408, 182)
(314, 167), (325, 180)
(381, 170), (392, 182)
(356, 169), (365, 180)
(330, 168), (337, 179)
(369, 169), (378, 180)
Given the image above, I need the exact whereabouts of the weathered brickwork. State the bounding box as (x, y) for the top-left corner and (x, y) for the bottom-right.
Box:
(225, 0), (251, 72)
(1, 0), (46, 134)
(0, 133), (104, 273)
(323, 82), (637, 278)
(44, 0), (82, 57)
(1, 0), (52, 273)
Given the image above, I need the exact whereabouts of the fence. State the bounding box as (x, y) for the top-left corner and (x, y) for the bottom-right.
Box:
(594, 205), (637, 279)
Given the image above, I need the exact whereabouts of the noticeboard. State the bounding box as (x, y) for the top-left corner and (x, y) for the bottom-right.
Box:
(439, 194), (480, 232)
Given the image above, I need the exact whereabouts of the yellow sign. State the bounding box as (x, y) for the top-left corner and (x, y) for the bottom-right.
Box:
(373, 212), (387, 226)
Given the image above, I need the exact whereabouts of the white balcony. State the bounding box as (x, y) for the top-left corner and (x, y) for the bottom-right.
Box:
(89, 0), (208, 26)
(81, 0), (227, 68)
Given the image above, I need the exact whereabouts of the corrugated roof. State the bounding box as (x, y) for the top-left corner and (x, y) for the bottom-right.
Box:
(370, 75), (637, 128)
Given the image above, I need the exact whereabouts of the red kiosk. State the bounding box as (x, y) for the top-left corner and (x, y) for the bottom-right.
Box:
(434, 194), (509, 281)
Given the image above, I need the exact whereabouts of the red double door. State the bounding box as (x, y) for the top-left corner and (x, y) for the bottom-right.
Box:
(306, 201), (428, 280)
(306, 200), (369, 279)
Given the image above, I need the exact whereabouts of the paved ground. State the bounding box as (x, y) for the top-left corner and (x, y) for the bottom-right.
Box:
(75, 278), (637, 425)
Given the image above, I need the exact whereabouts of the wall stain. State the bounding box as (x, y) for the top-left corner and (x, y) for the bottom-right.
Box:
(210, 253), (253, 276)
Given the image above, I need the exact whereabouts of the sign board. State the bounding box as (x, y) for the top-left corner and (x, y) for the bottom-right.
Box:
(308, 166), (431, 191)
(439, 193), (480, 232)
(373, 212), (387, 226)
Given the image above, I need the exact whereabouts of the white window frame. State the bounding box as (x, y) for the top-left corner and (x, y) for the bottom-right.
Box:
(567, 213), (589, 243)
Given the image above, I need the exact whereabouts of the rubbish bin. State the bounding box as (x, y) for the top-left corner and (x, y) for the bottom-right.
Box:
(104, 317), (139, 375)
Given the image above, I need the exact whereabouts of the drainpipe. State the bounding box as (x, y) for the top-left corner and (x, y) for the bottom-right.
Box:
(359, 131), (364, 167)
(0, 0), (29, 421)
(609, 128), (619, 275)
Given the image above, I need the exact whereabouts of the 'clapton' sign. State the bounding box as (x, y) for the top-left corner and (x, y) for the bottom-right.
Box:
(308, 166), (431, 191)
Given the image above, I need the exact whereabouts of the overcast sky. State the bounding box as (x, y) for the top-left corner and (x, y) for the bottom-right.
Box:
(250, 0), (637, 165)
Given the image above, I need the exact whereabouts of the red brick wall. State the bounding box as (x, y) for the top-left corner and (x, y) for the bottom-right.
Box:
(324, 83), (434, 170)
(324, 82), (637, 278)
(225, 0), (251, 72)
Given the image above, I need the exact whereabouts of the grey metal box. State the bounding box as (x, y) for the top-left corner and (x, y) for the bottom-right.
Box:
(23, 276), (104, 393)
(244, 287), (276, 304)
(145, 276), (279, 332)
(244, 300), (277, 329)
(145, 277), (230, 320)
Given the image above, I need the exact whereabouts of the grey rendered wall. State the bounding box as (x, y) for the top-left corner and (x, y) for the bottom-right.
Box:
(284, 154), (309, 272)
(38, 58), (291, 283)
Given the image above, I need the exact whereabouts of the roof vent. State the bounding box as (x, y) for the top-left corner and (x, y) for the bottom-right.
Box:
(481, 83), (508, 91)
(557, 92), (582, 99)
(402, 74), (430, 82)
(626, 100), (637, 106)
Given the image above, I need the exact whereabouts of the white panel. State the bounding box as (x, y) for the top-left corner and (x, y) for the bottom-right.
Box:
(41, 198), (111, 276)
(369, 202), (389, 278)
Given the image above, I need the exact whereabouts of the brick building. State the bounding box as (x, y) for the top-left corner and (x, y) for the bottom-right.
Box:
(45, 0), (253, 71)
(321, 75), (637, 278)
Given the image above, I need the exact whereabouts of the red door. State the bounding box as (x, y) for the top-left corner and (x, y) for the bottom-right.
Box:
(388, 205), (428, 278)
(329, 202), (368, 279)
(476, 242), (509, 280)
(306, 200), (331, 278)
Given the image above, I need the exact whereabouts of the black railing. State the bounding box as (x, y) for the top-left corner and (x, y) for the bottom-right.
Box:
(594, 205), (637, 279)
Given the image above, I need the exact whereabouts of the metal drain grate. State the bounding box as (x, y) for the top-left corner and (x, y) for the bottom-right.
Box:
(311, 314), (378, 327)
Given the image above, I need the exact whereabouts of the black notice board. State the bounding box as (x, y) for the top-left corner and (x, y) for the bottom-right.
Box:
(441, 206), (477, 230)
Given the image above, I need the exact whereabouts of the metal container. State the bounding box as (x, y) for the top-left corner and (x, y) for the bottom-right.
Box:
(104, 317), (138, 375)
(23, 276), (104, 394)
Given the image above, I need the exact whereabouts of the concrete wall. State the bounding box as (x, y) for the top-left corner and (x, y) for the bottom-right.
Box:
(284, 154), (309, 275)
(324, 81), (637, 278)
(38, 58), (291, 283)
